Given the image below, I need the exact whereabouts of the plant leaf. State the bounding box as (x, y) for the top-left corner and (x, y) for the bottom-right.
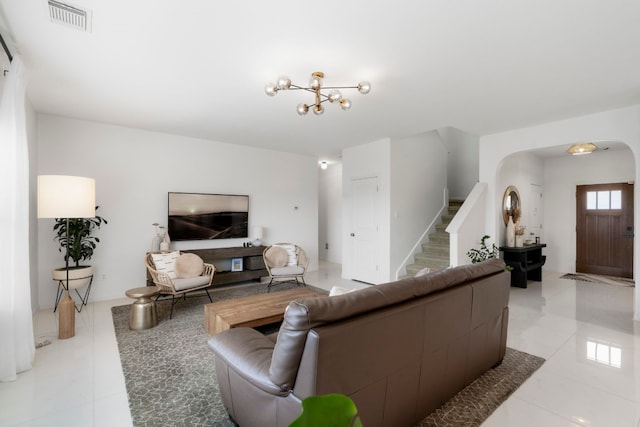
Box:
(289, 394), (362, 427)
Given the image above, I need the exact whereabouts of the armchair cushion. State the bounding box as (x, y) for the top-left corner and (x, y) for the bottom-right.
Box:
(172, 275), (211, 291)
(175, 253), (204, 278)
(150, 251), (180, 279)
(271, 266), (305, 276)
(208, 328), (286, 396)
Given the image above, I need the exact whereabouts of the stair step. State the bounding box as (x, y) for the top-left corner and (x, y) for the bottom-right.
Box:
(422, 243), (449, 259)
(441, 213), (455, 223)
(415, 251), (449, 263)
(429, 232), (449, 244)
(435, 223), (448, 232)
(447, 206), (461, 215)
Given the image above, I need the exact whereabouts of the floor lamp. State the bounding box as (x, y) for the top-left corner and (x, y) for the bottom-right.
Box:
(38, 175), (95, 340)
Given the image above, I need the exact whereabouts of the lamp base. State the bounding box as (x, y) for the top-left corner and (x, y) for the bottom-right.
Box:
(58, 290), (75, 339)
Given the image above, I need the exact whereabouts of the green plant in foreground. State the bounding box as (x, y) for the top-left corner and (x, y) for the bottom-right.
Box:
(289, 394), (362, 427)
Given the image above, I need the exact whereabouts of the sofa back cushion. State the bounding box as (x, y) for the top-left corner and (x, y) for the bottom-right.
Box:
(268, 259), (506, 389)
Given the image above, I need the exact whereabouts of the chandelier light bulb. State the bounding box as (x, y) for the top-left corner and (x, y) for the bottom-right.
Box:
(340, 98), (352, 110)
(309, 74), (323, 90)
(328, 90), (342, 102)
(265, 83), (278, 96)
(313, 104), (324, 115)
(320, 161), (328, 170)
(297, 103), (309, 115)
(277, 76), (291, 90)
(358, 81), (371, 94)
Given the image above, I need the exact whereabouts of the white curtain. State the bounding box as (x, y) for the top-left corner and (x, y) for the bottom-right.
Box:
(0, 56), (35, 382)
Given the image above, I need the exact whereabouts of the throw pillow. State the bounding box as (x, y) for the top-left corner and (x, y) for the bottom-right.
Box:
(266, 246), (289, 267)
(274, 243), (298, 266)
(151, 251), (180, 279)
(329, 286), (355, 296)
(175, 253), (204, 278)
(415, 267), (431, 277)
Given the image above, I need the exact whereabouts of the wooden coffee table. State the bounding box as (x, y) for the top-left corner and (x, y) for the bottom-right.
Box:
(204, 287), (326, 335)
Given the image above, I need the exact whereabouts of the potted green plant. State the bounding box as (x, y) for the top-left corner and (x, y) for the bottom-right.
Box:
(467, 235), (498, 263)
(467, 235), (512, 271)
(51, 206), (108, 289)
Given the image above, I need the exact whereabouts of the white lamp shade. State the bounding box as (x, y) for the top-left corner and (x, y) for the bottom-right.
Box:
(38, 175), (96, 218)
(251, 226), (263, 240)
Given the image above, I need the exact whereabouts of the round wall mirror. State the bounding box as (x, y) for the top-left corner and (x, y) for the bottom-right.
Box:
(502, 186), (521, 225)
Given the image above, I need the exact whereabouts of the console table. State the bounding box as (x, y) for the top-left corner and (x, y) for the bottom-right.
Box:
(499, 244), (547, 288)
(146, 246), (267, 287)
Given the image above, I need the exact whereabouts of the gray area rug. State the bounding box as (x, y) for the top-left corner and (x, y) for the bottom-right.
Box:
(112, 283), (544, 427)
(560, 273), (634, 287)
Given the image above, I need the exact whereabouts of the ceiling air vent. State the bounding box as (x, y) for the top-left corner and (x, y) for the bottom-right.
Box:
(48, 0), (91, 32)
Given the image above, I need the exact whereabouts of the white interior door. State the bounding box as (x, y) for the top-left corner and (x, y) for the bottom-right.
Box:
(529, 183), (543, 239)
(351, 177), (379, 284)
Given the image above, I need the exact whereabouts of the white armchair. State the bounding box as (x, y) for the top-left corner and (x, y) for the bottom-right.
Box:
(145, 251), (215, 318)
(262, 243), (309, 291)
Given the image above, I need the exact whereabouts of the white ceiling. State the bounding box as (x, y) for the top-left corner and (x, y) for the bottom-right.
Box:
(1, 0), (639, 160)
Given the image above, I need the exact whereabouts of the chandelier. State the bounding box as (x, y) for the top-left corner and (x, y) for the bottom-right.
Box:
(265, 71), (371, 116)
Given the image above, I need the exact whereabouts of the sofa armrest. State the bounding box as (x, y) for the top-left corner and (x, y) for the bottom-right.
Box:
(207, 327), (287, 396)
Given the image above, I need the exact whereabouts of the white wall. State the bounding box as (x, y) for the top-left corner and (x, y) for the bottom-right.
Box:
(341, 132), (448, 282)
(544, 148), (634, 273)
(438, 126), (479, 200)
(36, 114), (319, 308)
(342, 138), (391, 283)
(390, 131), (447, 277)
(479, 104), (640, 319)
(318, 162), (342, 263)
(496, 152), (544, 246)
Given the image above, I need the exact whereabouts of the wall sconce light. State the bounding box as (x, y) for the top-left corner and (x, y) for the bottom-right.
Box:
(320, 161), (328, 170)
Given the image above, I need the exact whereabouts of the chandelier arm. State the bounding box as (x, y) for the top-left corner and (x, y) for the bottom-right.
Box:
(287, 85), (318, 95)
(319, 85), (359, 90)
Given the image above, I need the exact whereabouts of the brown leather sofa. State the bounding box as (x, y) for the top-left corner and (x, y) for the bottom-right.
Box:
(208, 259), (510, 426)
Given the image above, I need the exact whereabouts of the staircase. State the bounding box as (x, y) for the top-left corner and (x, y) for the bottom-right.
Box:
(405, 198), (464, 276)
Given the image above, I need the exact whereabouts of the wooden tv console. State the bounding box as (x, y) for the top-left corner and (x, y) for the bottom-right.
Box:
(146, 246), (267, 286)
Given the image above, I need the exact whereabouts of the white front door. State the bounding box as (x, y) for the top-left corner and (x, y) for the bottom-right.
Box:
(351, 177), (379, 284)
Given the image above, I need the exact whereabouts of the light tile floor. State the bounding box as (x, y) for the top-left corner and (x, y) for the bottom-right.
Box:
(1, 263), (639, 426)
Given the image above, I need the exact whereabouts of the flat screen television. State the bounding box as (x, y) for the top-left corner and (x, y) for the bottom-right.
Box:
(168, 192), (249, 241)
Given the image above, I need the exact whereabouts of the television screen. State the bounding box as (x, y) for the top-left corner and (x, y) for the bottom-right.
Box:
(168, 192), (249, 241)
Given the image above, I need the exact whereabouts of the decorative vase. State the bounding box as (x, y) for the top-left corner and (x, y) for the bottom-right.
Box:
(515, 234), (524, 247)
(160, 232), (171, 251)
(151, 235), (161, 251)
(506, 216), (516, 247)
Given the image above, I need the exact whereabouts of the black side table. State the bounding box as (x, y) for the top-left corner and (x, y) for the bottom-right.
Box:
(499, 244), (547, 288)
